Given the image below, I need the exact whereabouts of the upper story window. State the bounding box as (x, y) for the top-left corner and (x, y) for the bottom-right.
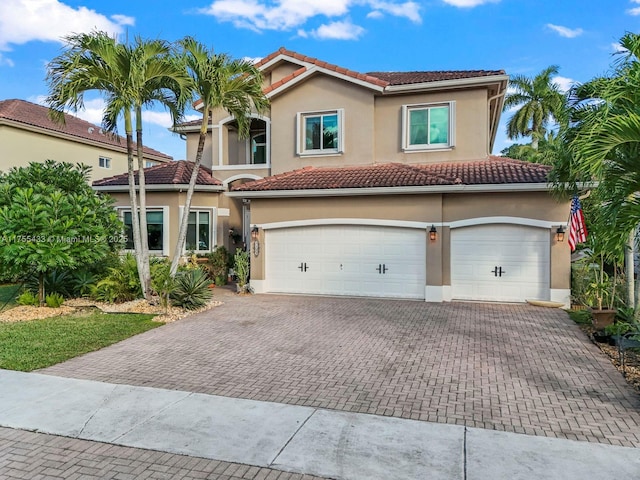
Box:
(251, 132), (267, 165)
(296, 109), (344, 156)
(145, 160), (157, 168)
(402, 102), (455, 152)
(99, 156), (111, 169)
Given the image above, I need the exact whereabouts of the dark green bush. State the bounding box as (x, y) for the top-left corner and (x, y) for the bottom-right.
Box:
(207, 246), (231, 285)
(170, 268), (212, 310)
(91, 254), (141, 303)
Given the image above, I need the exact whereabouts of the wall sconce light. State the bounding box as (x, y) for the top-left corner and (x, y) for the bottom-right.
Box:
(251, 225), (260, 257)
(556, 226), (565, 242)
(429, 225), (437, 241)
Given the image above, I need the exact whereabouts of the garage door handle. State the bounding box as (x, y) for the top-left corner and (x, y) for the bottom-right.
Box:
(376, 264), (388, 274)
(491, 266), (505, 277)
(298, 262), (308, 272)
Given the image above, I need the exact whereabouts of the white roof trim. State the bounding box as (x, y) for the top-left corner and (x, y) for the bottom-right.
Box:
(258, 53), (312, 72)
(227, 183), (552, 198)
(94, 184), (224, 192)
(266, 65), (385, 99)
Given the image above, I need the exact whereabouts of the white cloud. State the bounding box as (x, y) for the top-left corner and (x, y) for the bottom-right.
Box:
(442, 0), (499, 7)
(627, 0), (640, 15)
(308, 20), (365, 40)
(142, 111), (200, 128)
(0, 53), (14, 67)
(242, 56), (263, 64)
(0, 0), (132, 53)
(552, 75), (575, 93)
(546, 23), (583, 38)
(199, 0), (421, 34)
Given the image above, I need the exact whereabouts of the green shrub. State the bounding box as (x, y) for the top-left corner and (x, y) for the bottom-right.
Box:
(71, 271), (98, 297)
(170, 268), (212, 310)
(568, 309), (592, 325)
(45, 293), (65, 308)
(207, 246), (231, 286)
(17, 291), (39, 306)
(233, 250), (250, 291)
(150, 258), (173, 309)
(91, 254), (141, 303)
(26, 270), (73, 298)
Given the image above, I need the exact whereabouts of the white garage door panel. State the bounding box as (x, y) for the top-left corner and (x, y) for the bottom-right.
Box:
(451, 224), (550, 303)
(266, 225), (426, 299)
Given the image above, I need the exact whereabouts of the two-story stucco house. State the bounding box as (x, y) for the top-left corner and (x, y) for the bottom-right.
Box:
(0, 99), (171, 181)
(97, 48), (571, 306)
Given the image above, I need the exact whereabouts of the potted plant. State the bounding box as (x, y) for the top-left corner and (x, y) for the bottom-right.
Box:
(584, 251), (618, 330)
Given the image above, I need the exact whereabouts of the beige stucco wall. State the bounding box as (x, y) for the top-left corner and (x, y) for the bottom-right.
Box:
(185, 131), (213, 169)
(268, 62), (303, 85)
(248, 191), (571, 291)
(270, 75), (376, 174)
(0, 125), (164, 181)
(374, 88), (490, 163)
(105, 190), (220, 259)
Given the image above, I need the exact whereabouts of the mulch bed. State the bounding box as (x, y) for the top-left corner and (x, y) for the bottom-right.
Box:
(579, 324), (640, 393)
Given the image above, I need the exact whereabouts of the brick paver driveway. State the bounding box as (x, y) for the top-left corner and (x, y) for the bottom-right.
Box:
(42, 290), (640, 448)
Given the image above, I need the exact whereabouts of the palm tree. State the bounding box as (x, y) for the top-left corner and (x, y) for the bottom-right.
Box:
(169, 37), (269, 276)
(503, 65), (566, 150)
(568, 32), (640, 308)
(47, 32), (189, 299)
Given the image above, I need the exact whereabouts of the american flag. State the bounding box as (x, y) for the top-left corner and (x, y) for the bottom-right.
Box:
(568, 195), (587, 252)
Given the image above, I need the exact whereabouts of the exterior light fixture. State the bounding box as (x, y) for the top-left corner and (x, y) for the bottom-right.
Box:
(556, 226), (565, 242)
(429, 225), (437, 241)
(251, 225), (260, 257)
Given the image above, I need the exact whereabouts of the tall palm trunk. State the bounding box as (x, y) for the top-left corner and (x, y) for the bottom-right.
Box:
(124, 110), (147, 298)
(135, 106), (151, 299)
(626, 230), (635, 308)
(170, 126), (207, 276)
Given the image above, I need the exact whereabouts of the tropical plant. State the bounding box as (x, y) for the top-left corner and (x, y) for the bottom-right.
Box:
(233, 250), (250, 292)
(25, 270), (73, 299)
(170, 37), (268, 276)
(0, 161), (121, 305)
(17, 291), (39, 306)
(169, 268), (212, 310)
(91, 254), (142, 303)
(503, 65), (566, 150)
(45, 293), (65, 308)
(46, 32), (189, 300)
(207, 246), (231, 286)
(150, 258), (174, 310)
(71, 271), (98, 297)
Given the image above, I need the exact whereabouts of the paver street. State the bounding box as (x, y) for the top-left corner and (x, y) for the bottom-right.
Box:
(42, 290), (640, 447)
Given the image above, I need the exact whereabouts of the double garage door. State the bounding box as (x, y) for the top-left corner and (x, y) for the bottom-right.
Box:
(451, 224), (550, 302)
(266, 225), (426, 299)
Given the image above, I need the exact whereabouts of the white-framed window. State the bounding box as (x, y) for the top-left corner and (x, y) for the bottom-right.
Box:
(99, 156), (111, 168)
(145, 160), (157, 168)
(251, 132), (267, 165)
(186, 210), (212, 252)
(121, 208), (168, 255)
(402, 102), (455, 151)
(296, 109), (344, 156)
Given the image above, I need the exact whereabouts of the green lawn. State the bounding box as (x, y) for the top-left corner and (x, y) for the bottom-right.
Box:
(0, 312), (159, 371)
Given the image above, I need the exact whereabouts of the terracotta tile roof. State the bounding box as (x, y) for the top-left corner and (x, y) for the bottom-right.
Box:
(366, 70), (506, 85)
(259, 47), (389, 89)
(0, 99), (172, 160)
(232, 157), (550, 192)
(93, 160), (221, 187)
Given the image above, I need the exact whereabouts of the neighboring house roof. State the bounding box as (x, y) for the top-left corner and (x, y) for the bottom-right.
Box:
(0, 99), (172, 161)
(231, 157), (550, 193)
(93, 160), (222, 190)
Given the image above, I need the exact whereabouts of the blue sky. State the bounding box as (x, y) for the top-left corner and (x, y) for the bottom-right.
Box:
(0, 0), (638, 161)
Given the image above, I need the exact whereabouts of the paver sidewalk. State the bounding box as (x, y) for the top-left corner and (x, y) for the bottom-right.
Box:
(1, 370), (638, 480)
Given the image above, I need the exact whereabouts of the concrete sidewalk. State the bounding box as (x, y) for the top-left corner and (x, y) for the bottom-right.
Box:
(0, 369), (638, 480)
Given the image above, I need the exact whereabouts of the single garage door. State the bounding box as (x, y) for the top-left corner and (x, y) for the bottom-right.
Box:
(266, 225), (426, 299)
(451, 224), (550, 302)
